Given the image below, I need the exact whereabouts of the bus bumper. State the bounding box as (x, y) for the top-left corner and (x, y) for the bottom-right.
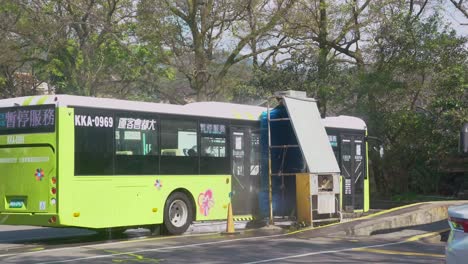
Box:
(0, 213), (60, 227)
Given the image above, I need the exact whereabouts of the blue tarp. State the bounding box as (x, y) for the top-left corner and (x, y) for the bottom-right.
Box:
(259, 105), (306, 217)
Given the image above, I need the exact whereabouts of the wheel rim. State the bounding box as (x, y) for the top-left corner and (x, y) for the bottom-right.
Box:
(169, 199), (188, 228)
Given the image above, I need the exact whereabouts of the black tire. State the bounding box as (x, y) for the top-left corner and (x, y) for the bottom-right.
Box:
(163, 192), (193, 235)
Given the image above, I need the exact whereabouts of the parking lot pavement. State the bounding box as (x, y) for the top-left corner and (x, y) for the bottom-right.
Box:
(0, 202), (456, 263)
(1, 231), (447, 263)
(0, 220), (448, 264)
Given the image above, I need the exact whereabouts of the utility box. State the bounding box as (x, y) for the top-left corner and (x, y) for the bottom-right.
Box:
(296, 173), (341, 226)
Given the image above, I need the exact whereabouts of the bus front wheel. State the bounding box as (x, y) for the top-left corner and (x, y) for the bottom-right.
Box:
(163, 192), (193, 235)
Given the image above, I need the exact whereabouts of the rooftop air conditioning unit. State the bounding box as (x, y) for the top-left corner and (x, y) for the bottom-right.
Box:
(274, 90), (307, 99)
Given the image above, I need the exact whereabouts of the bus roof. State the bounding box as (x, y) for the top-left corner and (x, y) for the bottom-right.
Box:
(0, 95), (265, 121)
(0, 95), (367, 129)
(322, 115), (367, 131)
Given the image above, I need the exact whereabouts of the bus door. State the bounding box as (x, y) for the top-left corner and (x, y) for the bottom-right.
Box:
(341, 135), (365, 211)
(230, 127), (260, 216)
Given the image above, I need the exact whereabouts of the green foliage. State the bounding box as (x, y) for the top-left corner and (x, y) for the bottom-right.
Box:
(0, 0), (168, 98)
(347, 13), (467, 195)
(0, 0), (465, 198)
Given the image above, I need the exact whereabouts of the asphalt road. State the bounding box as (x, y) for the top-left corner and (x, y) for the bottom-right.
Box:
(0, 220), (448, 264)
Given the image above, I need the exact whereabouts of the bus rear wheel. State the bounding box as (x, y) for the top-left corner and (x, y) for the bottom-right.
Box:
(163, 192), (193, 235)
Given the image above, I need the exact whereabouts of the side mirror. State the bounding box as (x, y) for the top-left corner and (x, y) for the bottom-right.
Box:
(367, 135), (384, 158)
(461, 123), (468, 155)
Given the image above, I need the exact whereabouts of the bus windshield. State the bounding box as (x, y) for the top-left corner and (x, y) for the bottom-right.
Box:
(0, 104), (55, 135)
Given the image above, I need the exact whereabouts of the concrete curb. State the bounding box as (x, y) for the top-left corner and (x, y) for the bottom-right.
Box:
(186, 221), (249, 234)
(193, 201), (467, 237)
(340, 201), (466, 236)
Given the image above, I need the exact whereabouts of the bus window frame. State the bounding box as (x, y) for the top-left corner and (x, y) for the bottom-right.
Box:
(73, 106), (260, 177)
(114, 112), (160, 175)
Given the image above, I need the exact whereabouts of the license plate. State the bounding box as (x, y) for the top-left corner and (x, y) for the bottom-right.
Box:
(9, 199), (24, 208)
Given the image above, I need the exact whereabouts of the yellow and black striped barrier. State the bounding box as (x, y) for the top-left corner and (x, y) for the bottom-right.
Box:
(233, 215), (255, 221)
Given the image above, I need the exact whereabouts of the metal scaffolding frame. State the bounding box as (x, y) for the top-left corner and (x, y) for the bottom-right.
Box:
(266, 96), (303, 225)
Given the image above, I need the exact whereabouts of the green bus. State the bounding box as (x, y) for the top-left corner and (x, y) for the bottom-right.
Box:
(0, 95), (262, 234)
(323, 116), (370, 213)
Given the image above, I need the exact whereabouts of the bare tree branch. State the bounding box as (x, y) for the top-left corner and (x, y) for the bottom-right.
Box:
(450, 0), (468, 19)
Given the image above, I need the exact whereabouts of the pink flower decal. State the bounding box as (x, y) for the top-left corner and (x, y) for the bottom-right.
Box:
(154, 179), (162, 190)
(35, 168), (44, 181)
(198, 189), (215, 216)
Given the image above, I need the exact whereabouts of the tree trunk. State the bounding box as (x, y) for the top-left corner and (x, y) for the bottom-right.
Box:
(317, 0), (331, 117)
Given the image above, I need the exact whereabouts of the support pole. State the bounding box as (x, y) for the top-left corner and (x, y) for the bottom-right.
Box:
(267, 100), (274, 225)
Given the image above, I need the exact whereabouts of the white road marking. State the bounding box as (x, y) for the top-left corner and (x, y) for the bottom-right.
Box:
(0, 232), (217, 258)
(31, 232), (433, 264)
(242, 240), (408, 264)
(35, 233), (287, 264)
(0, 232), (282, 259)
(0, 226), (444, 264)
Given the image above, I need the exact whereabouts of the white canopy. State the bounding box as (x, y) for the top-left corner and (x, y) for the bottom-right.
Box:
(283, 97), (340, 174)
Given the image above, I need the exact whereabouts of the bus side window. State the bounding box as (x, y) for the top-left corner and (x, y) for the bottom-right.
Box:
(115, 116), (158, 156)
(199, 123), (229, 174)
(201, 137), (225, 157)
(160, 119), (199, 175)
(114, 115), (159, 175)
(74, 109), (114, 176)
(160, 119), (198, 157)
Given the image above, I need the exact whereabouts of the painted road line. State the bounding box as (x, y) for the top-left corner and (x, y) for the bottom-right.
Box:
(242, 241), (410, 264)
(34, 233), (289, 264)
(405, 228), (450, 242)
(29, 247), (45, 252)
(242, 228), (449, 264)
(0, 202), (429, 249)
(0, 208), (447, 261)
(1, 219), (444, 260)
(103, 249), (162, 263)
(243, 238), (444, 264)
(33, 227), (446, 264)
(0, 232), (219, 258)
(352, 248), (445, 258)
